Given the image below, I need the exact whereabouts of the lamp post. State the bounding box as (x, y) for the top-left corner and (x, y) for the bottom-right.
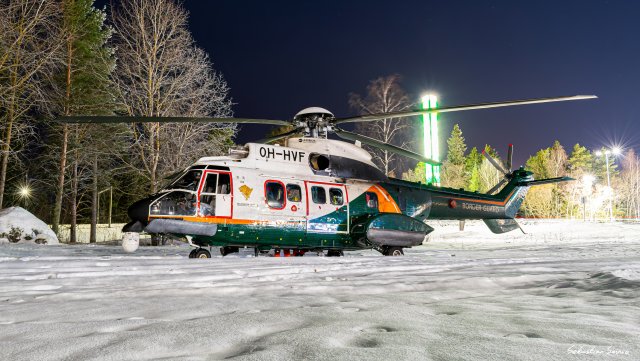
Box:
(421, 94), (440, 185)
(97, 186), (113, 227)
(595, 147), (621, 222)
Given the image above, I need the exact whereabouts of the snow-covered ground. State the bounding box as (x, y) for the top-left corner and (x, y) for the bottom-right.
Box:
(1, 221), (639, 360)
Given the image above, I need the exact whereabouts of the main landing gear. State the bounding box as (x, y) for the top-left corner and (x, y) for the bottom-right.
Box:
(381, 246), (404, 256)
(188, 248), (211, 259)
(326, 249), (344, 257)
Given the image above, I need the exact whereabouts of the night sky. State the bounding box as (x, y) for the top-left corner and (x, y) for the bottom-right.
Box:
(105, 0), (640, 167)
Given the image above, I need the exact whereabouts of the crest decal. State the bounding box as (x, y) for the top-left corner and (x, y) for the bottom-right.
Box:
(239, 185), (253, 200)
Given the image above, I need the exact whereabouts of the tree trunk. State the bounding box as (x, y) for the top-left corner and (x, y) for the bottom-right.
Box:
(0, 59), (19, 209)
(0, 114), (13, 209)
(53, 13), (75, 234)
(52, 124), (69, 234)
(90, 155), (97, 243)
(70, 154), (78, 243)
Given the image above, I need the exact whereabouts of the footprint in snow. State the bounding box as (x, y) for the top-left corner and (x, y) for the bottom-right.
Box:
(504, 332), (542, 339)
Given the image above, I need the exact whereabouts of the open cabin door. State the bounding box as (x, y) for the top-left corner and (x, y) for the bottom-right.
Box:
(305, 181), (349, 244)
(197, 170), (233, 218)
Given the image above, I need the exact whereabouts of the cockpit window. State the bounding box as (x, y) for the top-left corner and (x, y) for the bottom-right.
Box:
(170, 170), (203, 191)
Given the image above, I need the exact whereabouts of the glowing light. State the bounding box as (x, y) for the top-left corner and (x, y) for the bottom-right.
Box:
(595, 150), (602, 156)
(421, 94), (440, 185)
(612, 147), (622, 156)
(17, 185), (31, 199)
(582, 174), (595, 184)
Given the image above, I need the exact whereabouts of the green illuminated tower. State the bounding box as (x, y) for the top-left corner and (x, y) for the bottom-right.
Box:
(422, 95), (440, 185)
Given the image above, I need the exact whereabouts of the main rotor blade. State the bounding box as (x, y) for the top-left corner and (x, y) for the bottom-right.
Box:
(506, 144), (513, 172)
(255, 128), (303, 144)
(482, 149), (508, 175)
(487, 178), (508, 195)
(332, 127), (441, 166)
(333, 95), (597, 124)
(58, 116), (292, 126)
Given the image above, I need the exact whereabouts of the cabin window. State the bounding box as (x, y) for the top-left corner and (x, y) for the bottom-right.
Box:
(287, 184), (302, 202)
(199, 173), (218, 216)
(202, 173), (218, 193)
(365, 192), (378, 209)
(170, 170), (203, 191)
(265, 181), (285, 209)
(329, 188), (344, 205)
(311, 186), (326, 204)
(217, 173), (231, 194)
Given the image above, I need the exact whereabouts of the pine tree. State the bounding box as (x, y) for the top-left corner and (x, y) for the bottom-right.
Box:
(568, 143), (593, 175)
(441, 124), (467, 188)
(446, 124), (466, 165)
(402, 162), (426, 183)
(465, 147), (482, 191)
(50, 0), (116, 240)
(526, 148), (551, 179)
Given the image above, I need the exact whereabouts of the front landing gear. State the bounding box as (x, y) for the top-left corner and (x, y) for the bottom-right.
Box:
(189, 248), (211, 259)
(381, 246), (404, 256)
(220, 246), (239, 257)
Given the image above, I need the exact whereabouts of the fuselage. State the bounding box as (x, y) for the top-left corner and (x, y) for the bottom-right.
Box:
(125, 138), (533, 250)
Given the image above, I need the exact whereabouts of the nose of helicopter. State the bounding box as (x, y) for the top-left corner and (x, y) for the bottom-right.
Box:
(127, 196), (155, 225)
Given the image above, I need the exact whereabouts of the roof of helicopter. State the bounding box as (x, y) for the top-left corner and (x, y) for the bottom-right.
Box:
(195, 138), (376, 168)
(294, 107), (334, 119)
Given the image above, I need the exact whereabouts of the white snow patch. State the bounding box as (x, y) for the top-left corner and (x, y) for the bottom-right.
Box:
(610, 269), (640, 281)
(0, 207), (58, 245)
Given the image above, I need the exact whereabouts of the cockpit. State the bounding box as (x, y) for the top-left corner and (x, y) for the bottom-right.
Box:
(149, 166), (232, 217)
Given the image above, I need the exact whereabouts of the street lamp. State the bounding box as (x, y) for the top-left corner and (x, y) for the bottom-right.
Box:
(595, 147), (621, 221)
(581, 174), (595, 221)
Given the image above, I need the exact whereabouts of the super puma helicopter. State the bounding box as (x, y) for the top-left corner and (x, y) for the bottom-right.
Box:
(61, 94), (596, 258)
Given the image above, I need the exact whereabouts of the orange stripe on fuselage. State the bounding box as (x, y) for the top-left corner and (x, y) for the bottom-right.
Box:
(149, 215), (297, 225)
(446, 189), (517, 206)
(367, 185), (401, 213)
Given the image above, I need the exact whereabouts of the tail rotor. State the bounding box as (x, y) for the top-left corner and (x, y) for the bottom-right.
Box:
(482, 144), (514, 195)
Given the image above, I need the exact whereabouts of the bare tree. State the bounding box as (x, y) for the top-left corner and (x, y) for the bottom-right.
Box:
(112, 0), (234, 193)
(0, 0), (60, 208)
(349, 74), (412, 176)
(478, 158), (502, 193)
(619, 149), (640, 218)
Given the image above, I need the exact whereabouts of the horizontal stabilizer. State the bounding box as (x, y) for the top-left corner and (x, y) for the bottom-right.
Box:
(518, 176), (573, 187)
(483, 219), (524, 234)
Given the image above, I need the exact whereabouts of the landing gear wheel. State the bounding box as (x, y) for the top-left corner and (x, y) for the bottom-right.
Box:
(188, 249), (198, 258)
(193, 248), (211, 259)
(326, 250), (344, 257)
(382, 246), (404, 256)
(220, 246), (239, 257)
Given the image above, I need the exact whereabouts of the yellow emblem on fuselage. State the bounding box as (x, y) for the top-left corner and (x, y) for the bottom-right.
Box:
(239, 185), (253, 200)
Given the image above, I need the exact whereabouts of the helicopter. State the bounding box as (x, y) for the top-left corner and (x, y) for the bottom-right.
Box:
(61, 94), (596, 258)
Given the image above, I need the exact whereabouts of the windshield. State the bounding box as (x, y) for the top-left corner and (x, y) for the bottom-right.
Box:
(168, 170), (203, 192)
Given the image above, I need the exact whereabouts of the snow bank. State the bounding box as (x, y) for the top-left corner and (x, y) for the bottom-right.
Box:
(0, 207), (58, 245)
